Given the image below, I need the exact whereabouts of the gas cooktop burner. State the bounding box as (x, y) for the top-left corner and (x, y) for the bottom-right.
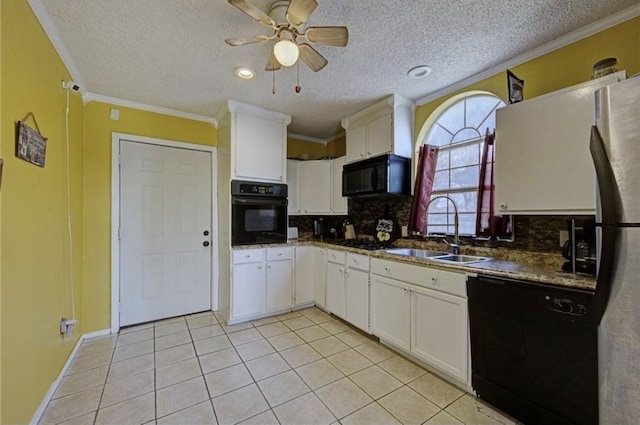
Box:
(328, 239), (387, 251)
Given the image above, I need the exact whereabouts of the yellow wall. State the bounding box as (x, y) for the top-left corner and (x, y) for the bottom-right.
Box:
(0, 1), (84, 423)
(286, 134), (347, 159)
(81, 102), (216, 332)
(286, 136), (326, 159)
(326, 135), (346, 158)
(415, 17), (640, 138)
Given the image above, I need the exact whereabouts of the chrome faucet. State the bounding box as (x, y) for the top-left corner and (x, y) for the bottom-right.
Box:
(424, 195), (460, 255)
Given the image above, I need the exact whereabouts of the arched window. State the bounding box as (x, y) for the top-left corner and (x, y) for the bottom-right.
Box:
(417, 93), (505, 236)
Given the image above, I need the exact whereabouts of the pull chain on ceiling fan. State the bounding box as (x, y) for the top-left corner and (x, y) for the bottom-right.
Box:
(225, 0), (348, 92)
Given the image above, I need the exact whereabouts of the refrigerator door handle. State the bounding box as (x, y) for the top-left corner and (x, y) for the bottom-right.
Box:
(589, 125), (618, 324)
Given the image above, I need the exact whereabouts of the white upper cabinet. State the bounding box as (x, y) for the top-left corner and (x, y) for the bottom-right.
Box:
(287, 160), (302, 214)
(217, 100), (291, 183)
(330, 157), (347, 214)
(288, 157), (346, 215)
(495, 72), (625, 215)
(301, 160), (332, 214)
(342, 94), (415, 164)
(346, 125), (367, 163)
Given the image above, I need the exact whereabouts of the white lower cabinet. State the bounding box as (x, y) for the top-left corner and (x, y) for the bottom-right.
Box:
(371, 258), (470, 385)
(345, 253), (370, 333)
(232, 260), (266, 319)
(231, 247), (293, 322)
(411, 285), (468, 382)
(326, 260), (346, 319)
(266, 257), (293, 313)
(371, 275), (411, 350)
(294, 246), (315, 306)
(314, 248), (327, 308)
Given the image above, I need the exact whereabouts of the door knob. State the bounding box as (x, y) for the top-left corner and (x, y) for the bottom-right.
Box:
(203, 230), (210, 236)
(203, 241), (210, 247)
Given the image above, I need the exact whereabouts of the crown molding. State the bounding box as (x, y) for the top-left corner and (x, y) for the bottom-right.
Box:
(225, 100), (292, 125)
(326, 131), (346, 143)
(341, 94), (414, 130)
(28, 0), (87, 95)
(288, 133), (327, 145)
(415, 3), (640, 106)
(84, 93), (218, 126)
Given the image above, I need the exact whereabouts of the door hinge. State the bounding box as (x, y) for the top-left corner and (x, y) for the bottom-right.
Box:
(118, 227), (122, 240)
(118, 154), (122, 166)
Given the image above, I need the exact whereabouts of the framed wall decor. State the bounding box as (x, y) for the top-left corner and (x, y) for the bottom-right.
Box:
(507, 70), (524, 104)
(16, 112), (47, 167)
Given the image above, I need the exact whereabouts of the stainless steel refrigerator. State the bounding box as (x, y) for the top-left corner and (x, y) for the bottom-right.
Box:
(591, 75), (640, 424)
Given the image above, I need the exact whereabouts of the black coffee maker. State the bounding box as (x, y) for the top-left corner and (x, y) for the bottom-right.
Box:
(562, 218), (597, 275)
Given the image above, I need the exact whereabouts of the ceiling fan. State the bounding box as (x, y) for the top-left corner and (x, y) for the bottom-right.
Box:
(225, 0), (349, 73)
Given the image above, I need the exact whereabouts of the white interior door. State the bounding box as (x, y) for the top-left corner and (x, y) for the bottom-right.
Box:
(120, 141), (212, 326)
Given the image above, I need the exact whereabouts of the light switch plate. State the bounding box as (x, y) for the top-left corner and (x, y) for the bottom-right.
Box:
(110, 108), (120, 120)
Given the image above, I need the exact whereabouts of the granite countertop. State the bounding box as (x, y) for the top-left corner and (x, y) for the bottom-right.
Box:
(232, 239), (597, 291)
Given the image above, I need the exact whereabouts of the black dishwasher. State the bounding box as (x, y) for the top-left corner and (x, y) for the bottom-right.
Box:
(467, 275), (597, 425)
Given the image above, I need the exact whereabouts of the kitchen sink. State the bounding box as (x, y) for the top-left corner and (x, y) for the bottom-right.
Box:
(384, 248), (449, 259)
(383, 248), (491, 264)
(430, 254), (491, 264)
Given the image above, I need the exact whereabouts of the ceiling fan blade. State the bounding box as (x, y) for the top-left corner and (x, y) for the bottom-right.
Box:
(265, 49), (282, 71)
(225, 35), (268, 46)
(299, 43), (328, 72)
(304, 26), (349, 47)
(228, 0), (275, 28)
(286, 0), (318, 27)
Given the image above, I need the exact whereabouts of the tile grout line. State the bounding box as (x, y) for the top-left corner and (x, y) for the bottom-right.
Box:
(91, 335), (118, 425)
(153, 321), (158, 423)
(188, 312), (221, 425)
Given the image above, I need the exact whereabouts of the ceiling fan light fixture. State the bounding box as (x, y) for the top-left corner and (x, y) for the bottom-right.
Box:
(234, 66), (256, 79)
(408, 65), (433, 79)
(274, 39), (299, 67)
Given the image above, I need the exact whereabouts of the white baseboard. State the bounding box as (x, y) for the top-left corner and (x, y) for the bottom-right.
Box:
(30, 329), (112, 425)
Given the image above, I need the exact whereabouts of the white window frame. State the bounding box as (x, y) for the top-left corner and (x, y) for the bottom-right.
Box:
(415, 91), (505, 237)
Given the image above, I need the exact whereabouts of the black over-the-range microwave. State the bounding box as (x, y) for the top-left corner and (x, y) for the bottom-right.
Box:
(342, 154), (411, 197)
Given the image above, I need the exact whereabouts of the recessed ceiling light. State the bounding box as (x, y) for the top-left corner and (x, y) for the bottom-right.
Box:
(408, 65), (433, 79)
(235, 67), (255, 79)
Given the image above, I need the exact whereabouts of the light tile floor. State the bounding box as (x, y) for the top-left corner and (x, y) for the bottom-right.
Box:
(39, 308), (517, 425)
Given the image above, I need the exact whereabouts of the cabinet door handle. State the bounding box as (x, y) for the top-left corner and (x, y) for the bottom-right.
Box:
(277, 252), (282, 256)
(360, 153), (365, 157)
(267, 265), (272, 269)
(257, 266), (263, 270)
(367, 151), (371, 155)
(500, 203), (508, 210)
(245, 254), (251, 258)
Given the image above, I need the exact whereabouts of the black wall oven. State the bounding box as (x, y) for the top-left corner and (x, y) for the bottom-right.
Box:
(231, 180), (288, 245)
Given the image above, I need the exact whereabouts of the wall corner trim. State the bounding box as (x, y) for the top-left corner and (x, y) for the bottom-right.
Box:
(83, 93), (218, 127)
(29, 329), (112, 425)
(27, 0), (88, 96)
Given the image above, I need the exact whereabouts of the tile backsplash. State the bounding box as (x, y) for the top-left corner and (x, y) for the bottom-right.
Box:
(289, 195), (592, 254)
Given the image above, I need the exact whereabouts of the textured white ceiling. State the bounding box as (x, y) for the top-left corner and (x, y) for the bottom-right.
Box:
(38, 0), (638, 139)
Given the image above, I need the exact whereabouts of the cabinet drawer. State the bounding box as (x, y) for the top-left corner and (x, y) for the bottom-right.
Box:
(423, 268), (467, 298)
(371, 258), (422, 284)
(347, 253), (370, 271)
(267, 246), (293, 261)
(327, 249), (346, 264)
(232, 248), (265, 264)
(371, 258), (467, 298)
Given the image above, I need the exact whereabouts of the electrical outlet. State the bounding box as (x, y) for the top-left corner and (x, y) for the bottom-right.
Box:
(559, 230), (569, 247)
(60, 318), (77, 337)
